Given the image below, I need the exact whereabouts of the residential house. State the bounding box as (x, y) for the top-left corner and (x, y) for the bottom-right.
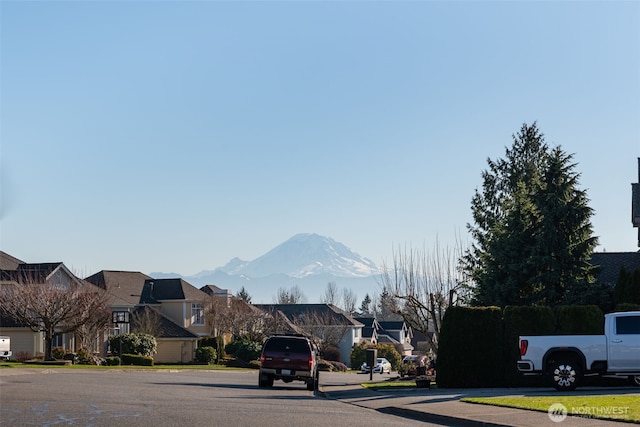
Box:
(353, 317), (379, 345)
(256, 303), (364, 367)
(135, 278), (211, 363)
(85, 271), (206, 363)
(378, 320), (414, 356)
(355, 317), (415, 356)
(0, 254), (104, 358)
(85, 270), (152, 336)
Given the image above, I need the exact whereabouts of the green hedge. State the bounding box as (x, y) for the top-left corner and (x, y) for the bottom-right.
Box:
(615, 303), (640, 312)
(121, 353), (154, 366)
(555, 305), (603, 334)
(437, 306), (504, 388)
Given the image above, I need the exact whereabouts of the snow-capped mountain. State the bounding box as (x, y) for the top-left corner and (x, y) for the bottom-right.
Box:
(150, 233), (382, 303)
(217, 233), (379, 278)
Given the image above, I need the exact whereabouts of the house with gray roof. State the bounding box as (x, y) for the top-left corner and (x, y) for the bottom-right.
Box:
(0, 255), (104, 358)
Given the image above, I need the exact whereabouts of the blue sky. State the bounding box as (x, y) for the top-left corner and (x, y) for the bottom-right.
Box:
(1, 0), (639, 278)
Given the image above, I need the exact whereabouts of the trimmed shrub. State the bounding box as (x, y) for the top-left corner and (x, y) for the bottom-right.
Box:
(77, 348), (95, 365)
(109, 333), (157, 357)
(615, 303), (640, 312)
(199, 336), (225, 363)
(195, 346), (217, 364)
(437, 306), (504, 388)
(317, 359), (348, 372)
(106, 356), (121, 366)
(321, 345), (341, 362)
(556, 305), (603, 334)
(51, 347), (67, 360)
(225, 340), (261, 362)
(121, 353), (154, 366)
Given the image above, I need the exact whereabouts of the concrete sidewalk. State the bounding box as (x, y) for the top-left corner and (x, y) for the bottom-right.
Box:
(319, 383), (636, 427)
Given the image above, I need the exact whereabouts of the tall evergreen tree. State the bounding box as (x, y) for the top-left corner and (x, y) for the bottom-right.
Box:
(461, 123), (598, 307)
(359, 294), (371, 316)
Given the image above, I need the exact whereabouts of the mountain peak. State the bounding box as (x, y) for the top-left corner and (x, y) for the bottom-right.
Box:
(219, 233), (379, 278)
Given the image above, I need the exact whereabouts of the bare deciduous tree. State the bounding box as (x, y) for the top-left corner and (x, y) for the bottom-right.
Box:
(379, 239), (470, 354)
(342, 288), (358, 315)
(321, 281), (340, 306)
(0, 273), (110, 360)
(293, 309), (350, 352)
(206, 294), (270, 342)
(75, 300), (112, 353)
(274, 285), (306, 304)
(131, 307), (163, 337)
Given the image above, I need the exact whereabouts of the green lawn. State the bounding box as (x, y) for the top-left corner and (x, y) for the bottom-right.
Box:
(461, 395), (640, 423)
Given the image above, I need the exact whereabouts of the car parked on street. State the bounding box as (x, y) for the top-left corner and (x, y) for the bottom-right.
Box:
(258, 334), (319, 390)
(361, 357), (392, 374)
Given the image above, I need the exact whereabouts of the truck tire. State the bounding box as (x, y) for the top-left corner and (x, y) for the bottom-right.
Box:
(550, 359), (582, 391)
(258, 373), (273, 388)
(306, 376), (315, 391)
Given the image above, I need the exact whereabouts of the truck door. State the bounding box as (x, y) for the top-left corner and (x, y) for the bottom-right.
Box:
(608, 315), (640, 371)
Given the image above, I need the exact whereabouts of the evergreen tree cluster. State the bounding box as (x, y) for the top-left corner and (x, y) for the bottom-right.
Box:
(462, 123), (599, 307)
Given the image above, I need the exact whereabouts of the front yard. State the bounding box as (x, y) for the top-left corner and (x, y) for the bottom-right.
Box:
(461, 395), (640, 424)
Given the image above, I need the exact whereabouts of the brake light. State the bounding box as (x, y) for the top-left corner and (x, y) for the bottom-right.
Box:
(308, 356), (314, 369)
(260, 353), (265, 366)
(520, 339), (528, 356)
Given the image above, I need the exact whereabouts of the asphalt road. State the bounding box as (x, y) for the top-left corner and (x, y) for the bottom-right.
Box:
(0, 368), (429, 427)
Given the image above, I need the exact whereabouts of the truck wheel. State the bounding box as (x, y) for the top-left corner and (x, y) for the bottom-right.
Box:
(550, 359), (582, 391)
(258, 374), (273, 388)
(306, 376), (315, 391)
(629, 375), (640, 387)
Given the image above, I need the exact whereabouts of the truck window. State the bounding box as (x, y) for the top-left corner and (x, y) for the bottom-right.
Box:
(615, 315), (640, 335)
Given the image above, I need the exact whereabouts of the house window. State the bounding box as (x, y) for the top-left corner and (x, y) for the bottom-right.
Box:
(191, 303), (204, 325)
(52, 333), (63, 348)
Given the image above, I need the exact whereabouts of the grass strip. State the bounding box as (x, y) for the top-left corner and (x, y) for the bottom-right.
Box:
(461, 395), (640, 423)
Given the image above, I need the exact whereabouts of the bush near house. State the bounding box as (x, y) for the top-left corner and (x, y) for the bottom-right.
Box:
(195, 346), (217, 364)
(121, 354), (154, 366)
(225, 339), (261, 362)
(109, 333), (157, 357)
(199, 336), (225, 363)
(321, 345), (341, 362)
(106, 356), (121, 366)
(51, 347), (69, 360)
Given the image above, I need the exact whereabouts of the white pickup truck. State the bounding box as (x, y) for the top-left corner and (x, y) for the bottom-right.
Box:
(517, 311), (640, 391)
